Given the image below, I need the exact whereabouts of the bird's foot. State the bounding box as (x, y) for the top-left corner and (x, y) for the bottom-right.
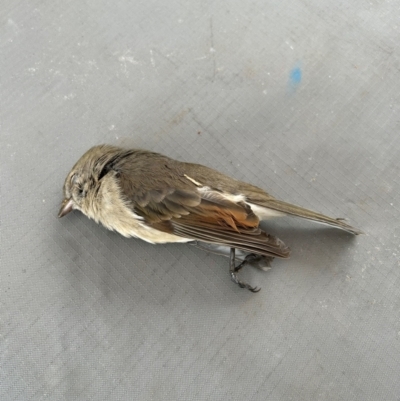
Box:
(229, 248), (260, 293)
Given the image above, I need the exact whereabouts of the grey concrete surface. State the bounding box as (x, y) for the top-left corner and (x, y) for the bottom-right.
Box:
(1, 0), (400, 400)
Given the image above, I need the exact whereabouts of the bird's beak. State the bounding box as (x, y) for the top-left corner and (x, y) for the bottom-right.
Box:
(58, 198), (74, 218)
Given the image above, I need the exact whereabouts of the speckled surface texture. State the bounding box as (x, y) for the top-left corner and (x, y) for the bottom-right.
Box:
(2, 1), (400, 400)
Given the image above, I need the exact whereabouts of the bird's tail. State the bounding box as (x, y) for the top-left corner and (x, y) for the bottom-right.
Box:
(253, 199), (363, 235)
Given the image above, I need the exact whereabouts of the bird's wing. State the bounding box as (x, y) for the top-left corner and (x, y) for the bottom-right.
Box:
(102, 152), (289, 258)
(118, 175), (289, 258)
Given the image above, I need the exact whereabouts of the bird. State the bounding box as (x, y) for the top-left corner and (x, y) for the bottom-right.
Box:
(58, 144), (362, 292)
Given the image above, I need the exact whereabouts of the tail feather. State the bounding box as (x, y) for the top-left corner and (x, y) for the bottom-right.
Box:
(253, 199), (363, 235)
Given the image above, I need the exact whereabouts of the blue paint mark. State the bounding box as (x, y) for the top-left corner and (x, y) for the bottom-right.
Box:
(290, 67), (302, 86)
(288, 65), (302, 94)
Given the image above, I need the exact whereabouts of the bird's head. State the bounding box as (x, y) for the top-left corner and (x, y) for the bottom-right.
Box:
(58, 145), (122, 218)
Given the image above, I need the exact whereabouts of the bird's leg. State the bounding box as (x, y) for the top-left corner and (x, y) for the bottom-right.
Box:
(229, 248), (260, 293)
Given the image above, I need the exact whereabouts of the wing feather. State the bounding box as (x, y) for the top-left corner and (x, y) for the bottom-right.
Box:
(133, 186), (289, 258)
(113, 155), (290, 257)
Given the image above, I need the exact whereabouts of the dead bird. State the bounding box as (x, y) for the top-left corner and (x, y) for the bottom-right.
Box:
(59, 145), (361, 292)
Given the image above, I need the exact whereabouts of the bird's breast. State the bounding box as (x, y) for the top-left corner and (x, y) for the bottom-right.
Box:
(93, 178), (191, 244)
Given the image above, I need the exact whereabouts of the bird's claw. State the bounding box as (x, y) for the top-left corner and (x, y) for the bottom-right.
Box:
(229, 248), (261, 292)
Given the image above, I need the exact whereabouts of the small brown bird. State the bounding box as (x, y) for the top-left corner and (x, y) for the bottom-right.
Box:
(59, 145), (361, 292)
